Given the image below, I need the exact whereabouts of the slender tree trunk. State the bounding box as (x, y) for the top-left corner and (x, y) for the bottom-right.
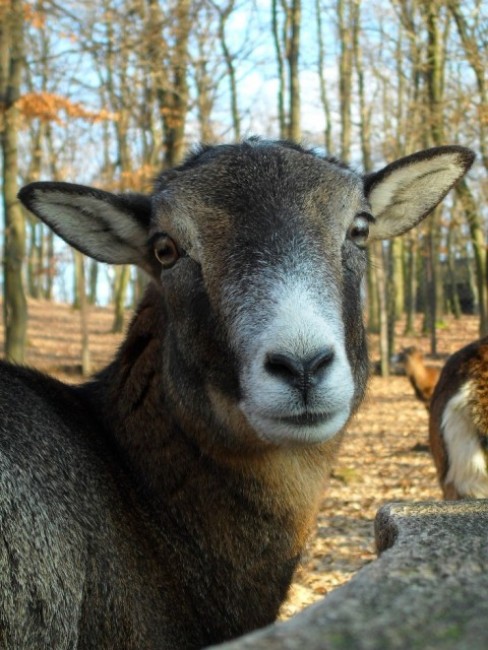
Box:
(447, 0), (488, 170)
(422, 1), (446, 353)
(391, 238), (404, 319)
(74, 252), (91, 377)
(45, 230), (55, 301)
(315, 0), (332, 152)
(162, 0), (191, 167)
(456, 179), (488, 335)
(0, 0), (27, 363)
(214, 0), (240, 140)
(194, 56), (215, 142)
(351, 0), (370, 169)
(287, 0), (301, 142)
(374, 242), (389, 377)
(423, 223), (437, 355)
(445, 0), (488, 334)
(27, 220), (40, 299)
(272, 0), (287, 138)
(88, 260), (99, 306)
(386, 244), (396, 359)
(25, 119), (44, 300)
(366, 258), (379, 334)
(446, 220), (461, 318)
(112, 265), (130, 334)
(337, 0), (354, 162)
(403, 234), (417, 335)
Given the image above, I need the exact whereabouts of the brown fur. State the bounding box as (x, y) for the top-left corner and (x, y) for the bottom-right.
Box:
(429, 337), (488, 499)
(398, 346), (440, 409)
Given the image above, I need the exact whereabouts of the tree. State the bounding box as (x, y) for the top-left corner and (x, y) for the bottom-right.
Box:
(0, 0), (27, 363)
(74, 251), (91, 376)
(337, 0), (358, 162)
(145, 0), (192, 167)
(315, 0), (332, 152)
(211, 0), (241, 140)
(272, 0), (301, 141)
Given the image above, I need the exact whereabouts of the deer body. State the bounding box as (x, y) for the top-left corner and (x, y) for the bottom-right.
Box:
(4, 140), (473, 648)
(429, 337), (488, 499)
(398, 346), (441, 408)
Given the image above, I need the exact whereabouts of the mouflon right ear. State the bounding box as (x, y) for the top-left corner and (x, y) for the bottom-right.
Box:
(18, 182), (153, 267)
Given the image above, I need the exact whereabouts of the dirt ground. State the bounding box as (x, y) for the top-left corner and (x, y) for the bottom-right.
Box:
(0, 299), (481, 618)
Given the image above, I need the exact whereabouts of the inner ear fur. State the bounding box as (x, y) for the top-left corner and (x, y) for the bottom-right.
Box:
(18, 182), (153, 266)
(365, 145), (475, 241)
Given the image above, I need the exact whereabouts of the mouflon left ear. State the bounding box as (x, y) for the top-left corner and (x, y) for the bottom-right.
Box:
(365, 146), (475, 241)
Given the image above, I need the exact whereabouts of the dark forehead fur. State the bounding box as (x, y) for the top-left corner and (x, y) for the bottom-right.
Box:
(153, 138), (353, 195)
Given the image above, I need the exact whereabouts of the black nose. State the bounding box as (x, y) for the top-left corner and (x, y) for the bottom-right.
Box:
(265, 348), (335, 396)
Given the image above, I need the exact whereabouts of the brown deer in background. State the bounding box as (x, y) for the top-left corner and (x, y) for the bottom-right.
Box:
(397, 346), (441, 409)
(429, 336), (488, 499)
(2, 139), (473, 648)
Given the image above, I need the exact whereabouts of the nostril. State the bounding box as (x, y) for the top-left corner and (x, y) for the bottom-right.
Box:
(307, 347), (335, 377)
(264, 348), (336, 390)
(265, 352), (304, 383)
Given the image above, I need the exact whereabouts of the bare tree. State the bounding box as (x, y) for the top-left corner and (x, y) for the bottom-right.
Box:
(315, 0), (332, 152)
(211, 0), (241, 140)
(0, 0), (27, 362)
(272, 0), (301, 141)
(337, 0), (358, 162)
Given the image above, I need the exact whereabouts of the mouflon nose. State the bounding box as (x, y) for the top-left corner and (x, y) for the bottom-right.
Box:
(264, 347), (335, 395)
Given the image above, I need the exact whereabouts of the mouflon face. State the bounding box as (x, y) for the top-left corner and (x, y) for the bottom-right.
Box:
(18, 140), (475, 447)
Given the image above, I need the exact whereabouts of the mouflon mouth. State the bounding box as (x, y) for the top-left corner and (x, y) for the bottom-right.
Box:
(240, 405), (351, 445)
(277, 411), (332, 426)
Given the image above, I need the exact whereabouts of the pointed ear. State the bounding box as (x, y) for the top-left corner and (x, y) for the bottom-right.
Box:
(365, 146), (475, 241)
(18, 182), (152, 265)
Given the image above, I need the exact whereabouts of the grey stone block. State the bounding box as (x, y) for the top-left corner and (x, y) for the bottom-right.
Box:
(210, 500), (488, 649)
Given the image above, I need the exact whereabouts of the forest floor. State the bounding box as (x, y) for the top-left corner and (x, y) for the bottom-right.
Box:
(0, 299), (481, 619)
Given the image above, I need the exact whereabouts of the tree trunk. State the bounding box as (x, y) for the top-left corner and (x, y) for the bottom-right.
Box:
(315, 0), (332, 152)
(367, 258), (379, 334)
(0, 0), (27, 363)
(351, 0), (370, 170)
(455, 179), (488, 335)
(391, 235), (404, 319)
(373, 242), (389, 377)
(74, 252), (91, 377)
(446, 220), (461, 319)
(447, 0), (488, 170)
(422, 0), (446, 353)
(162, 0), (191, 167)
(403, 234), (417, 335)
(88, 260), (99, 306)
(272, 0), (287, 138)
(337, 0), (354, 162)
(214, 0), (241, 140)
(286, 0), (301, 142)
(112, 265), (130, 333)
(423, 223), (438, 355)
(272, 0), (301, 141)
(386, 244), (397, 357)
(44, 230), (55, 301)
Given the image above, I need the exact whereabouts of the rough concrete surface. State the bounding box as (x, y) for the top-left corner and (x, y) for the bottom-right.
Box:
(211, 500), (488, 649)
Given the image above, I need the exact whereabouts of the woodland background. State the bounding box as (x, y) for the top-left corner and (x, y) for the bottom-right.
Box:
(1, 0), (487, 620)
(0, 0), (487, 374)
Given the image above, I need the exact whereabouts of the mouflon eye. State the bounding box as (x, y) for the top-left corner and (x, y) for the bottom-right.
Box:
(154, 235), (181, 269)
(347, 213), (372, 247)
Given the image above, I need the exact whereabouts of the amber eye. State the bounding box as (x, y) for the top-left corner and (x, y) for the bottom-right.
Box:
(348, 213), (371, 248)
(154, 235), (181, 269)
